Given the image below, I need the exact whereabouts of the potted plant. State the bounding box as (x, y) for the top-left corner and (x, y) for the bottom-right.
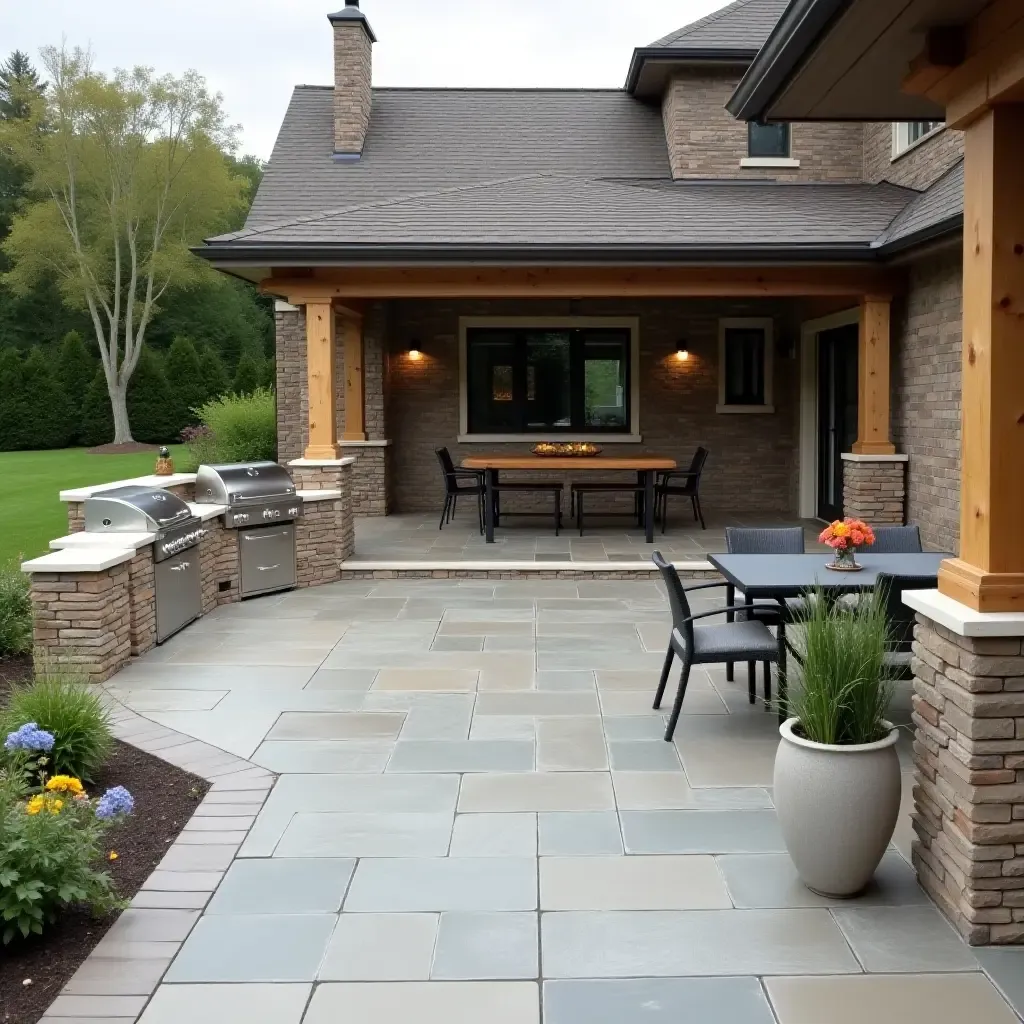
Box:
(819, 518), (875, 570)
(773, 588), (900, 897)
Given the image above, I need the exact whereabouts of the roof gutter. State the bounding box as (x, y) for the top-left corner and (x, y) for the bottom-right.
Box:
(625, 46), (759, 94)
(727, 0), (851, 121)
(874, 212), (963, 258)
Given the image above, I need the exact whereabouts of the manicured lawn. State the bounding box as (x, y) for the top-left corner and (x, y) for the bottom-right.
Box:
(0, 447), (187, 566)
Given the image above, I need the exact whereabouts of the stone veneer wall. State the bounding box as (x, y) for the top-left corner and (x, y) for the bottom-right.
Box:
(841, 459), (906, 525)
(126, 548), (156, 657)
(661, 69), (864, 181)
(386, 297), (803, 516)
(893, 248), (963, 552)
(912, 617), (1024, 945)
(276, 306), (307, 464)
(30, 567), (132, 683)
(200, 518), (239, 611)
(344, 446), (391, 516)
(863, 123), (964, 189)
(290, 463), (355, 583)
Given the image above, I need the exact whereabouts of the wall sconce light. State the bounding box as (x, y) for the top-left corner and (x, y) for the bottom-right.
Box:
(408, 340), (423, 361)
(674, 343), (690, 362)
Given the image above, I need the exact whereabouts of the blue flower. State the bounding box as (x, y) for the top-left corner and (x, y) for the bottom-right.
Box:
(95, 786), (134, 820)
(4, 722), (56, 753)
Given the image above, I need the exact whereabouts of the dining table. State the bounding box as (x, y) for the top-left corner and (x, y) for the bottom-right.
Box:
(708, 550), (953, 720)
(461, 454), (678, 544)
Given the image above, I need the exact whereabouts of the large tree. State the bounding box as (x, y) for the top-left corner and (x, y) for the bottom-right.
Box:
(1, 46), (244, 443)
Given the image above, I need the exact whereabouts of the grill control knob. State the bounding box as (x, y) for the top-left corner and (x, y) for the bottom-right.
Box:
(288, 506), (300, 517)
(263, 508), (281, 520)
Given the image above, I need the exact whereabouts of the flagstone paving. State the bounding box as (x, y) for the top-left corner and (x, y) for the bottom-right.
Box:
(95, 578), (1024, 1024)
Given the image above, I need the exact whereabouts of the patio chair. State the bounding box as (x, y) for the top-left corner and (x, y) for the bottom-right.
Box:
(655, 447), (709, 531)
(875, 572), (936, 681)
(723, 526), (808, 701)
(571, 475), (645, 536)
(870, 525), (923, 553)
(435, 447), (484, 533)
(652, 551), (779, 742)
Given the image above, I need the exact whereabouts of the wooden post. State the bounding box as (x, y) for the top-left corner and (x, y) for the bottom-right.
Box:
(852, 296), (896, 456)
(303, 301), (340, 461)
(938, 104), (1024, 612)
(341, 311), (366, 442)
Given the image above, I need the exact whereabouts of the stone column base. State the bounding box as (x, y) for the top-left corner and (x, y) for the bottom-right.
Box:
(841, 453), (907, 524)
(288, 458), (355, 585)
(906, 589), (1024, 945)
(200, 518), (240, 610)
(340, 441), (392, 516)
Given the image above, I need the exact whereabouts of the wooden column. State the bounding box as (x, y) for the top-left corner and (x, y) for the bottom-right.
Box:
(852, 296), (896, 456)
(340, 311), (366, 442)
(938, 104), (1024, 612)
(303, 301), (340, 461)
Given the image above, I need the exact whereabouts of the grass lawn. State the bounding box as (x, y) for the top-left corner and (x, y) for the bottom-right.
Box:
(0, 446), (187, 566)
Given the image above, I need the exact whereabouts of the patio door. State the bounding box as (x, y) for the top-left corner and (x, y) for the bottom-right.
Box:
(816, 324), (858, 521)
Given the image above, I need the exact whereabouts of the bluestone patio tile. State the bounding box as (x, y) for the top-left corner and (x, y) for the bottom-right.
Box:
(64, 957), (172, 996)
(251, 740), (393, 773)
(45, 995), (149, 1018)
(267, 711), (405, 740)
(607, 741), (682, 771)
(432, 912), (539, 979)
(318, 913), (438, 980)
(620, 810), (786, 854)
(535, 670), (597, 691)
(538, 812), (624, 855)
(157, 845), (238, 872)
(303, 668), (379, 690)
(131, 890), (211, 910)
(163, 914), (336, 982)
(831, 906), (980, 973)
(274, 811), (454, 857)
(205, 858), (355, 914)
(458, 772), (615, 812)
(137, 983), (312, 1024)
(344, 858), (537, 912)
(387, 739), (535, 773)
(100, 909), (199, 943)
(542, 909), (861, 977)
(976, 948), (1024, 1018)
(450, 813), (538, 856)
(543, 978), (778, 1024)
(371, 668), (480, 691)
(537, 718), (608, 771)
(474, 692), (600, 717)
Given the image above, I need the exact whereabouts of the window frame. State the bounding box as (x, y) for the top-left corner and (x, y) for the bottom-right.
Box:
(891, 121), (944, 159)
(458, 316), (641, 442)
(717, 317), (775, 414)
(747, 120), (791, 159)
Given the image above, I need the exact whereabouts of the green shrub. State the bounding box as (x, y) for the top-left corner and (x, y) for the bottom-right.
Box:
(57, 330), (98, 440)
(128, 347), (178, 443)
(0, 348), (31, 451)
(0, 564), (32, 658)
(23, 347), (75, 449)
(165, 335), (205, 431)
(232, 352), (264, 396)
(197, 344), (230, 403)
(80, 366), (114, 447)
(188, 387), (277, 465)
(789, 588), (895, 746)
(1, 677), (112, 782)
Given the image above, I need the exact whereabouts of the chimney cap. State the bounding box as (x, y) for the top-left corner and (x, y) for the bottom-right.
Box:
(328, 1), (377, 42)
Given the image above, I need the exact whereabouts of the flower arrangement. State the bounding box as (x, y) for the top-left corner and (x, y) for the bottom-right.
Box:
(0, 722), (133, 943)
(819, 518), (875, 570)
(531, 442), (603, 457)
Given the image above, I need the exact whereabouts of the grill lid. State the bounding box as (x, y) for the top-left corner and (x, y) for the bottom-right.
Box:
(84, 486), (195, 534)
(194, 462), (296, 506)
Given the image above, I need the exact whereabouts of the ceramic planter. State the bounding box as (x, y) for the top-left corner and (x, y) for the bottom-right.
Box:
(774, 717), (901, 898)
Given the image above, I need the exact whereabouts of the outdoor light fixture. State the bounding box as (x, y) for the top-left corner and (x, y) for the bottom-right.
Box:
(408, 340), (423, 360)
(675, 344), (690, 361)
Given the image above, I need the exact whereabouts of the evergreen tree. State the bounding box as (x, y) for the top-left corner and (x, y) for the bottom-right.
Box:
(165, 335), (204, 429)
(22, 346), (74, 448)
(127, 347), (178, 443)
(197, 344), (230, 403)
(262, 357), (276, 390)
(0, 51), (45, 121)
(57, 330), (96, 437)
(232, 352), (263, 396)
(80, 367), (113, 447)
(0, 347), (29, 450)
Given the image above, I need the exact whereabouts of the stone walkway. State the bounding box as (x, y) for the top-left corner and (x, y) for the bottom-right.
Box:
(96, 579), (1024, 1024)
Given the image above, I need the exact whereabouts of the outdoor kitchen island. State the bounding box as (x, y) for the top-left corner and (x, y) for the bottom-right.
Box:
(20, 457), (355, 682)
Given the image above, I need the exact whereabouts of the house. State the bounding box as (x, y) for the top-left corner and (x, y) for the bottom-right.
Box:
(198, 0), (967, 552)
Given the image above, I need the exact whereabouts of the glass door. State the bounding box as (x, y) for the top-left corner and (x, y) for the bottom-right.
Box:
(817, 324), (859, 522)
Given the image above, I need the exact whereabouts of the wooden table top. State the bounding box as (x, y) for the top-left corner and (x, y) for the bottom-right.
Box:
(461, 455), (678, 471)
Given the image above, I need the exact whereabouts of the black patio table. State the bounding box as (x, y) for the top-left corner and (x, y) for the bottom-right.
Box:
(708, 550), (952, 720)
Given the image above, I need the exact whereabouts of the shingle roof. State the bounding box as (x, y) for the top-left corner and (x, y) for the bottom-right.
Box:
(650, 0), (791, 51)
(245, 86), (672, 228)
(210, 175), (915, 259)
(873, 161), (964, 252)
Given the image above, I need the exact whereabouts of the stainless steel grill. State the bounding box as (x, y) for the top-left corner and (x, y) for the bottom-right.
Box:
(194, 463), (302, 598)
(83, 486), (203, 642)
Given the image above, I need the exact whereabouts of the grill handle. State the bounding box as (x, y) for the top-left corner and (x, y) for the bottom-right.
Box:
(258, 564), (281, 572)
(169, 562), (192, 572)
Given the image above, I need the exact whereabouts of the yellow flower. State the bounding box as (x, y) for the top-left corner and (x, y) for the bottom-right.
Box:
(832, 522), (851, 538)
(49, 799), (64, 814)
(25, 795), (45, 816)
(108, 851), (119, 861)
(46, 776), (85, 796)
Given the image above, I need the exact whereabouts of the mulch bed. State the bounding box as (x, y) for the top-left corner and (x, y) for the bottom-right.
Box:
(1, 658), (210, 1024)
(86, 443), (160, 455)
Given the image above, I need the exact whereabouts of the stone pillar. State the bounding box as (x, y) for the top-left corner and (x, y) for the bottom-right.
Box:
(200, 518), (240, 611)
(907, 591), (1024, 944)
(288, 457), (355, 585)
(126, 548), (157, 657)
(841, 453), (907, 524)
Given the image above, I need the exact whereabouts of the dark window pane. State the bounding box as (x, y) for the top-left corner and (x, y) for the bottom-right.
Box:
(467, 335), (519, 432)
(748, 121), (790, 158)
(525, 332), (571, 430)
(583, 336), (628, 430)
(723, 328), (766, 406)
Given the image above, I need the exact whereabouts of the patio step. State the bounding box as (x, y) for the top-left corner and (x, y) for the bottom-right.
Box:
(338, 558), (718, 580)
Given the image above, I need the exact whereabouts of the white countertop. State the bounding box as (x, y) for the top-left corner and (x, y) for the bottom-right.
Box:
(60, 473), (197, 502)
(187, 502), (230, 522)
(50, 531), (157, 552)
(23, 547), (138, 574)
(298, 490), (342, 502)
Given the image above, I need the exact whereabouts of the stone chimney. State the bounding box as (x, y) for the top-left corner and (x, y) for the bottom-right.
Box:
(328, 1), (376, 159)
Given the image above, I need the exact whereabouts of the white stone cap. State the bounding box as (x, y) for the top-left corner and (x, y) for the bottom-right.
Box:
(840, 453), (909, 463)
(60, 472), (197, 502)
(298, 489), (342, 501)
(339, 439), (392, 447)
(187, 502), (230, 522)
(288, 457), (357, 468)
(22, 547), (136, 574)
(340, 559), (715, 573)
(903, 588), (1024, 638)
(50, 531), (156, 552)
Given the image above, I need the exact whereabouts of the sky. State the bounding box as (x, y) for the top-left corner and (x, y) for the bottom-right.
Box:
(4, 0), (729, 159)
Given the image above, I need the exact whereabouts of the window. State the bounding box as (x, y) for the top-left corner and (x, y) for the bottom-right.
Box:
(748, 120), (790, 159)
(718, 318), (774, 413)
(892, 121), (943, 157)
(463, 324), (632, 436)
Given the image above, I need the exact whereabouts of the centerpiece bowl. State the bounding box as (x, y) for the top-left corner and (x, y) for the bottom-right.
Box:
(531, 442), (602, 457)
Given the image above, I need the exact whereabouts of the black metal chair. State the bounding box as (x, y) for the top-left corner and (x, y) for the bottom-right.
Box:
(652, 551), (779, 742)
(435, 447), (484, 533)
(656, 447), (709, 531)
(871, 525), (923, 553)
(876, 572), (936, 680)
(572, 475), (645, 536)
